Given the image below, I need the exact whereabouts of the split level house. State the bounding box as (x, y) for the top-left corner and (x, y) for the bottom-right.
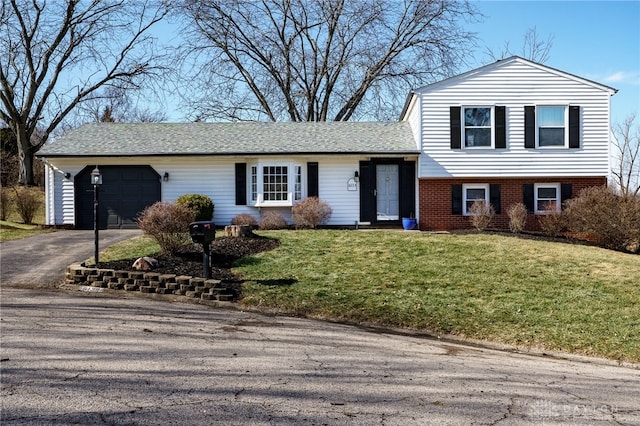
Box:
(38, 56), (616, 231)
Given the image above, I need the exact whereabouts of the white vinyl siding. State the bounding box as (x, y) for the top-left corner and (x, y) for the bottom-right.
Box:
(40, 155), (414, 227)
(413, 58), (613, 178)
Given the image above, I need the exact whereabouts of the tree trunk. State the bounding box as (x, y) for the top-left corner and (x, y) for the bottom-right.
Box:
(15, 124), (35, 186)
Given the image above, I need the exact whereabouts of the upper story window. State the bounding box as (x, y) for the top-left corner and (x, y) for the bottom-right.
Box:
(525, 105), (579, 149)
(537, 106), (567, 147)
(249, 162), (303, 206)
(463, 107), (492, 148)
(450, 106), (505, 150)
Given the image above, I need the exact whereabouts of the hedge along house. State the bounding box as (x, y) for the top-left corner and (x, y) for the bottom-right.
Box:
(401, 56), (617, 231)
(37, 122), (419, 229)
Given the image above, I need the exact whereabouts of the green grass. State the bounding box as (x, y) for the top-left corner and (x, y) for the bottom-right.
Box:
(0, 187), (49, 242)
(235, 230), (640, 363)
(95, 230), (640, 363)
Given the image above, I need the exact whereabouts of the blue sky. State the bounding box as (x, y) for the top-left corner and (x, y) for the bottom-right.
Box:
(469, 0), (640, 125)
(153, 1), (639, 124)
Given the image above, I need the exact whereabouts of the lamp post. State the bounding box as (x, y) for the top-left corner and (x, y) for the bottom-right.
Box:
(91, 166), (102, 265)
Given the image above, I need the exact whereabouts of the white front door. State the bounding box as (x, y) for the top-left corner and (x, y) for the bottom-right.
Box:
(376, 164), (399, 221)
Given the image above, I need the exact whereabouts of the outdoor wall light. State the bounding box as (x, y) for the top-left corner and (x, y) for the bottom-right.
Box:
(91, 166), (102, 185)
(354, 170), (359, 182)
(64, 172), (71, 179)
(163, 172), (169, 182)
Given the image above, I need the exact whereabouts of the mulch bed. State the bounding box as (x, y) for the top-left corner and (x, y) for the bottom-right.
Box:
(97, 235), (280, 281)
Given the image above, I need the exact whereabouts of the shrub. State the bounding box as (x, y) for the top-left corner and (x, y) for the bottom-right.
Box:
(507, 202), (528, 233)
(137, 201), (195, 254)
(12, 186), (40, 224)
(175, 194), (214, 221)
(467, 199), (494, 232)
(232, 213), (258, 227)
(259, 211), (288, 230)
(565, 186), (640, 253)
(0, 188), (11, 221)
(291, 197), (332, 229)
(537, 203), (565, 237)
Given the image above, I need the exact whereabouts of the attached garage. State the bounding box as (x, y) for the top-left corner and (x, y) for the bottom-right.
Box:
(74, 165), (160, 229)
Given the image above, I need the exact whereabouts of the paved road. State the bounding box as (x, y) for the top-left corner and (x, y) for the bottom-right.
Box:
(0, 230), (141, 285)
(1, 286), (638, 425)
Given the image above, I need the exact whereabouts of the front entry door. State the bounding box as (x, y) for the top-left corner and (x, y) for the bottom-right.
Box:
(360, 159), (415, 225)
(376, 164), (399, 221)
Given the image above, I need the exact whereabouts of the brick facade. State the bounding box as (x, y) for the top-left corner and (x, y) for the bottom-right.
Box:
(418, 177), (607, 231)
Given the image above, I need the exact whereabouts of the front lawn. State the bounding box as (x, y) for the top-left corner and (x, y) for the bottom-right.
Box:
(235, 230), (639, 363)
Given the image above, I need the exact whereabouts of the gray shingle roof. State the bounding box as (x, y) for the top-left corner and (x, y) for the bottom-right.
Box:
(39, 121), (418, 157)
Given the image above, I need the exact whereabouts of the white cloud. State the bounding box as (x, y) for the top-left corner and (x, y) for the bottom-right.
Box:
(603, 71), (640, 85)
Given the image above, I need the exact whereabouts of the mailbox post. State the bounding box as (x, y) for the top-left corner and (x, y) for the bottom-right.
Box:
(188, 221), (216, 279)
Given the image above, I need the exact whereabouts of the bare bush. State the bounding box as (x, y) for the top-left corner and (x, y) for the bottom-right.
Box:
(537, 203), (565, 237)
(259, 211), (288, 230)
(565, 186), (640, 253)
(137, 202), (195, 254)
(467, 199), (495, 231)
(232, 213), (258, 227)
(12, 186), (40, 224)
(507, 202), (528, 233)
(0, 188), (10, 221)
(291, 197), (332, 229)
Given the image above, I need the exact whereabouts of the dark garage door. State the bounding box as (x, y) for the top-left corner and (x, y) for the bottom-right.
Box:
(75, 165), (161, 230)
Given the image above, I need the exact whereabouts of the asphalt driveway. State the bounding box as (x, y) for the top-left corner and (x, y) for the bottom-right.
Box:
(0, 229), (141, 285)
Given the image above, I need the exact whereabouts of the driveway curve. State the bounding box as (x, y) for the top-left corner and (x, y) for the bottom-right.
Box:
(0, 229), (141, 285)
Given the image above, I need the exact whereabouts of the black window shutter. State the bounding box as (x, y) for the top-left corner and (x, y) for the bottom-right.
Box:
(235, 163), (247, 205)
(451, 184), (463, 215)
(561, 183), (573, 208)
(569, 106), (580, 148)
(307, 162), (319, 197)
(495, 106), (506, 149)
(490, 184), (501, 214)
(400, 161), (416, 219)
(523, 184), (534, 212)
(450, 107), (461, 149)
(359, 161), (374, 222)
(524, 106), (535, 148)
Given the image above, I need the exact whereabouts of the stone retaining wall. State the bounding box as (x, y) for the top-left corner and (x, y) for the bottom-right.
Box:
(65, 264), (237, 301)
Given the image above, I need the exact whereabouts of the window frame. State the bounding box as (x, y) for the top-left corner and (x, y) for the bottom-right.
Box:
(536, 105), (568, 148)
(248, 161), (305, 207)
(462, 106), (494, 149)
(462, 183), (489, 216)
(534, 183), (561, 214)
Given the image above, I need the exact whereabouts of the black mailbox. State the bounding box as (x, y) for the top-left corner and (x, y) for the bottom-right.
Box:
(189, 221), (216, 244)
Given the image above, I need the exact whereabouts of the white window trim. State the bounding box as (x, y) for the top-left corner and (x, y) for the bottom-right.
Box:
(462, 106), (494, 149)
(536, 105), (568, 149)
(462, 183), (489, 216)
(249, 161), (305, 207)
(534, 183), (561, 214)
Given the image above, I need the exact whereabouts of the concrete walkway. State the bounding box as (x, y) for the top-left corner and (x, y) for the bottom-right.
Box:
(0, 229), (141, 285)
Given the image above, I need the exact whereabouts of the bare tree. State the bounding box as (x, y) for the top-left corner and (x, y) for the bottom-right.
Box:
(0, 0), (169, 185)
(176, 0), (479, 122)
(78, 87), (168, 123)
(485, 27), (554, 63)
(611, 113), (640, 199)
